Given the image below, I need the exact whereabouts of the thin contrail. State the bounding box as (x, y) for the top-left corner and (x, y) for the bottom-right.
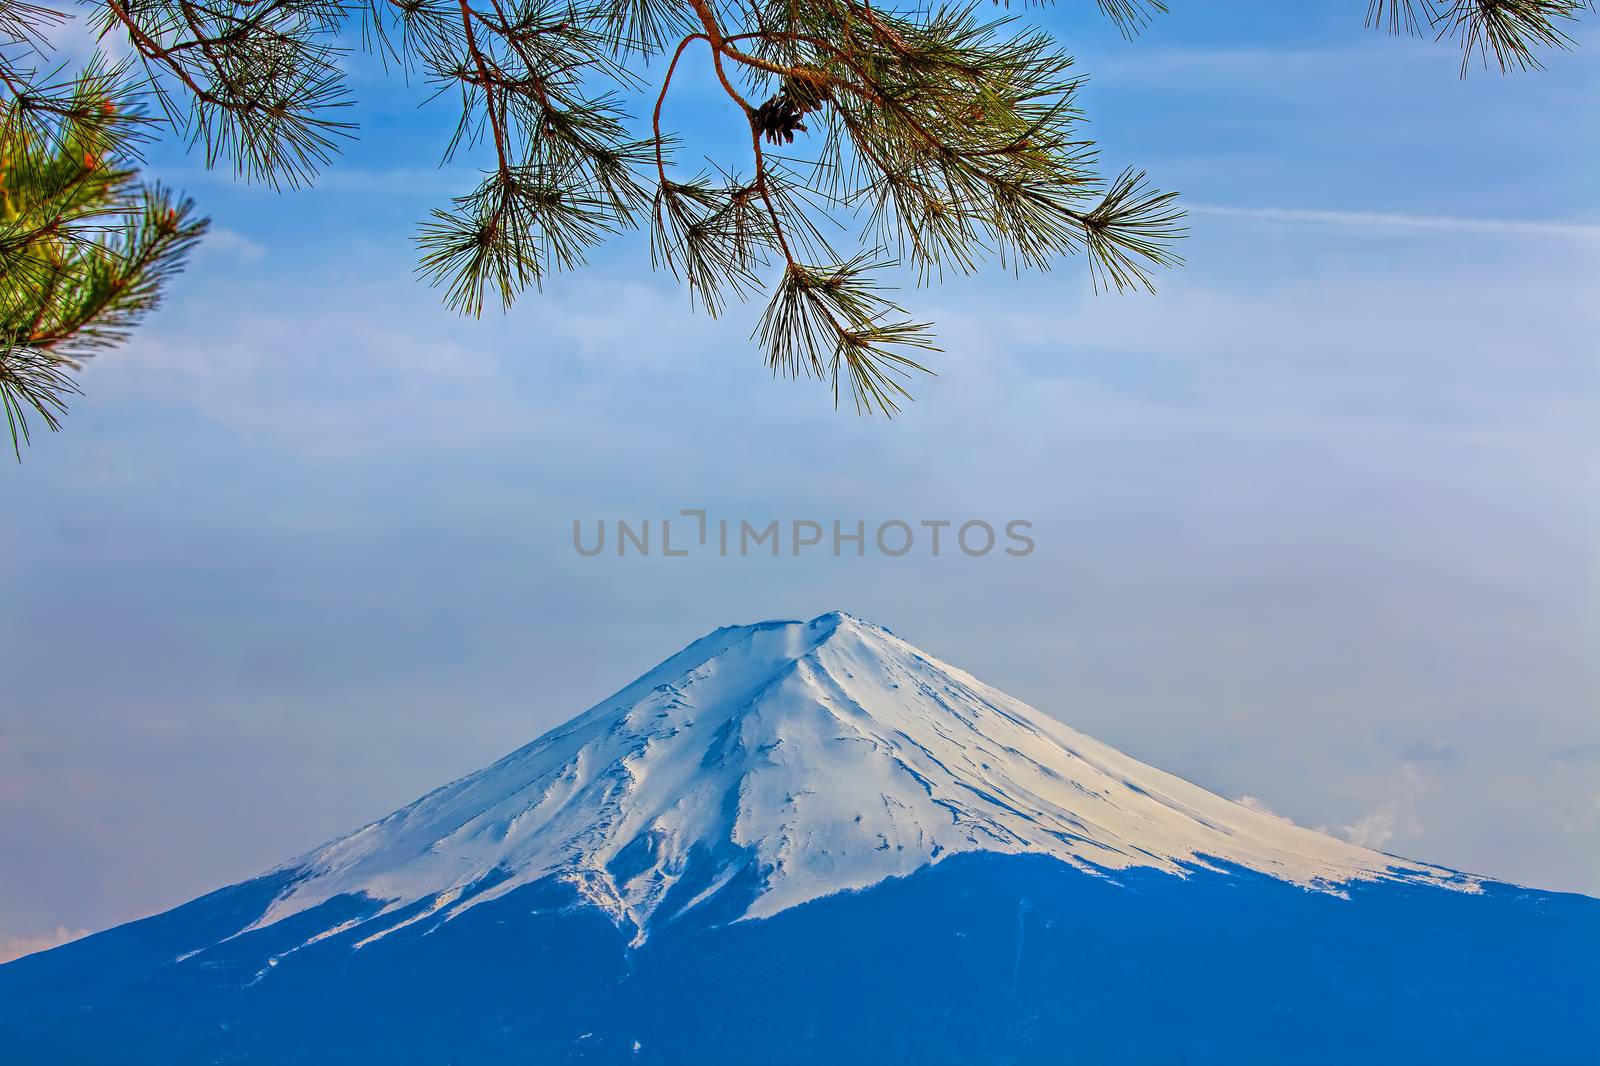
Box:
(1189, 204), (1600, 240)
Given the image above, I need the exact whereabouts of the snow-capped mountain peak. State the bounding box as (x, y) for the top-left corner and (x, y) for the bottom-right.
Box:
(248, 612), (1472, 945)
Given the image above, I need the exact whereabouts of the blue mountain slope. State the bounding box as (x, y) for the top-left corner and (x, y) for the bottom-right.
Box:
(1, 853), (1595, 1064)
(5, 615), (1595, 1063)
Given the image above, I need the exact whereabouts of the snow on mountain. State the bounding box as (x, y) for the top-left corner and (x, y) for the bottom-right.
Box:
(243, 612), (1473, 947)
(6, 612), (1590, 1065)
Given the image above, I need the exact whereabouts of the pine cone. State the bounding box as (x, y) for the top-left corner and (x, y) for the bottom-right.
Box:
(752, 95), (808, 146)
(751, 70), (831, 146)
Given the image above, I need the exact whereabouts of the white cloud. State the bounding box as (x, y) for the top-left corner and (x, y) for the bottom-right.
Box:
(192, 229), (267, 266)
(1233, 795), (1294, 824)
(1337, 808), (1401, 850)
(0, 926), (89, 964)
(1328, 764), (1426, 853)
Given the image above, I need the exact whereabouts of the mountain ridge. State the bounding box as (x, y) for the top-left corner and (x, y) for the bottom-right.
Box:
(3, 611), (1595, 1065)
(232, 611), (1471, 955)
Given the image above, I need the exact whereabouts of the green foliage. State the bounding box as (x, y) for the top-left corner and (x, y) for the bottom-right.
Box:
(1, 50), (208, 457)
(0, 0), (1590, 445)
(389, 0), (1189, 413)
(1366, 1), (1593, 74)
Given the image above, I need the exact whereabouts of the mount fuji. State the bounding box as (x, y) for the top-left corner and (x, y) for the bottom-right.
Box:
(3, 612), (1595, 1064)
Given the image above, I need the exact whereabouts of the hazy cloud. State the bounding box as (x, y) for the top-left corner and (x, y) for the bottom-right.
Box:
(0, 927), (89, 964)
(1233, 796), (1294, 824)
(192, 229), (267, 265)
(1328, 764), (1426, 853)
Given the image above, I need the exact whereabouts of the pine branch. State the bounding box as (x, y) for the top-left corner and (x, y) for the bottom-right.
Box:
(0, 344), (78, 458)
(1068, 167), (1184, 293)
(757, 254), (936, 415)
(97, 0), (356, 185)
(25, 184), (209, 356)
(650, 176), (771, 315)
(9, 0), (1580, 429)
(1090, 0), (1167, 39)
(1366, 0), (1593, 73)
(2, 59), (209, 457)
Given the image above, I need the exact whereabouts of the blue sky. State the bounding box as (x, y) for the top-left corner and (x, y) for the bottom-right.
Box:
(1, 4), (1597, 959)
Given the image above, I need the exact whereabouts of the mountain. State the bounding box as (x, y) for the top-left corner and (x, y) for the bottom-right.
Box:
(3, 612), (1595, 1064)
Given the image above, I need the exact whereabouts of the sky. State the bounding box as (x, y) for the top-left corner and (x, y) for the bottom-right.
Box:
(2, 4), (1598, 961)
